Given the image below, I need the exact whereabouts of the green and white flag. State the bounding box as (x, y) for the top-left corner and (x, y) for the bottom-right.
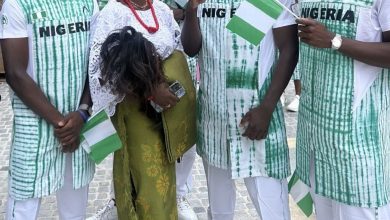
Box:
(80, 110), (122, 164)
(226, 0), (284, 45)
(288, 171), (314, 217)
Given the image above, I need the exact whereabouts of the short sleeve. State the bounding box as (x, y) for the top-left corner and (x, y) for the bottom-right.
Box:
(273, 0), (296, 29)
(376, 0), (390, 32)
(0, 0), (28, 39)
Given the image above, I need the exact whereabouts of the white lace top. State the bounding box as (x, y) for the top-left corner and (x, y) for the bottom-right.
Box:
(88, 0), (182, 116)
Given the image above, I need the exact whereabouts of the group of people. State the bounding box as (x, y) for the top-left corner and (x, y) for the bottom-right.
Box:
(0, 0), (389, 220)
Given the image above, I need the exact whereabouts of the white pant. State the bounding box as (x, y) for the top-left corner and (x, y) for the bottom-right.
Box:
(202, 159), (290, 220)
(313, 194), (390, 220)
(310, 155), (390, 220)
(6, 154), (89, 220)
(176, 145), (197, 198)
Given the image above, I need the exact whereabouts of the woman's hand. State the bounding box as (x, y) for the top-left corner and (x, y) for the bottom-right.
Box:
(151, 83), (179, 110)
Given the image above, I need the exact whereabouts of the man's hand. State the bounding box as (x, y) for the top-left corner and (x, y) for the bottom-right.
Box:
(188, 0), (205, 9)
(55, 111), (85, 152)
(240, 106), (273, 141)
(296, 18), (335, 48)
(151, 83), (179, 111)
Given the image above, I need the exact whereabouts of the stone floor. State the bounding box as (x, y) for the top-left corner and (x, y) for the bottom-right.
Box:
(0, 80), (314, 220)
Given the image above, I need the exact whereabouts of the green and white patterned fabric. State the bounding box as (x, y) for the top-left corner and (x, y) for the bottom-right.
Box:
(196, 0), (295, 179)
(296, 0), (390, 207)
(0, 0), (98, 200)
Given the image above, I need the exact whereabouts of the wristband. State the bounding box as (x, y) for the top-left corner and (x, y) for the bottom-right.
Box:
(78, 104), (91, 116)
(77, 109), (89, 123)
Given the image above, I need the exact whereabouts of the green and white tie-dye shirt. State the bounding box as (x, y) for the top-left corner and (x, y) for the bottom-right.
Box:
(0, 0), (98, 200)
(196, 0), (295, 179)
(296, 0), (390, 208)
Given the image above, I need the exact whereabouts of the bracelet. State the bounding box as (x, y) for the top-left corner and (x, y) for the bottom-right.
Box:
(77, 109), (89, 123)
(78, 104), (91, 116)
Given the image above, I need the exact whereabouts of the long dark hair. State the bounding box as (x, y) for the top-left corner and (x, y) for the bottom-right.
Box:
(99, 26), (165, 99)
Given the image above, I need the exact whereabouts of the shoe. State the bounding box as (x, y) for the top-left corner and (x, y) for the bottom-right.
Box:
(87, 199), (117, 220)
(177, 197), (198, 220)
(286, 95), (300, 112)
(280, 93), (286, 107)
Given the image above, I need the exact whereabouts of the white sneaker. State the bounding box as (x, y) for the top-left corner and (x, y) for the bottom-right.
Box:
(177, 197), (198, 220)
(87, 199), (117, 220)
(286, 95), (300, 112)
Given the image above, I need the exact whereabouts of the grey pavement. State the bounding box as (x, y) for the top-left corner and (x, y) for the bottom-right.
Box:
(0, 79), (313, 220)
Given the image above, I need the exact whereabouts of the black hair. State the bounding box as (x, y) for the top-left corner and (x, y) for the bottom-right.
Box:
(99, 26), (165, 100)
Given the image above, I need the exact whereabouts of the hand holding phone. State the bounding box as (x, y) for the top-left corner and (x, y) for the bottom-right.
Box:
(151, 81), (186, 112)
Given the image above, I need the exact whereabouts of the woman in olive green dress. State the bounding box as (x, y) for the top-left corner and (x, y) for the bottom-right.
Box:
(89, 19), (195, 220)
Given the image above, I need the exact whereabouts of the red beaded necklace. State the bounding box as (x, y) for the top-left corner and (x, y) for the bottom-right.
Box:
(123, 0), (159, 34)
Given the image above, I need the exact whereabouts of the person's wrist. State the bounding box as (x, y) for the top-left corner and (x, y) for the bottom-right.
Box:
(256, 103), (274, 116)
(77, 109), (89, 123)
(331, 33), (342, 50)
(50, 113), (65, 127)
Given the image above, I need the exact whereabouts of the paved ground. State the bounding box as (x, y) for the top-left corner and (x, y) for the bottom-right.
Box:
(0, 80), (314, 220)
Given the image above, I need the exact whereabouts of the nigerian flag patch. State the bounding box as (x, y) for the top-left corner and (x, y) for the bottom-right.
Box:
(31, 10), (47, 20)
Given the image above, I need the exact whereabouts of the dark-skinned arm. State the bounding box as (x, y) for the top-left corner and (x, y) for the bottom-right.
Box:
(181, 0), (204, 57)
(2, 38), (64, 127)
(54, 72), (93, 152)
(297, 18), (390, 68)
(241, 24), (299, 140)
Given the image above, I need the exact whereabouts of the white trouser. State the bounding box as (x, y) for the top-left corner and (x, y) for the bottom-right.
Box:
(176, 145), (196, 198)
(310, 155), (390, 220)
(202, 159), (290, 220)
(6, 154), (89, 220)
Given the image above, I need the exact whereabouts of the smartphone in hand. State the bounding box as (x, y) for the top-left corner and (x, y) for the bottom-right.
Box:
(150, 80), (186, 112)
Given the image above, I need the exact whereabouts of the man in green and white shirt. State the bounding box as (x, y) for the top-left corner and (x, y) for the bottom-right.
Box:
(0, 0), (98, 219)
(295, 0), (390, 219)
(182, 0), (298, 219)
